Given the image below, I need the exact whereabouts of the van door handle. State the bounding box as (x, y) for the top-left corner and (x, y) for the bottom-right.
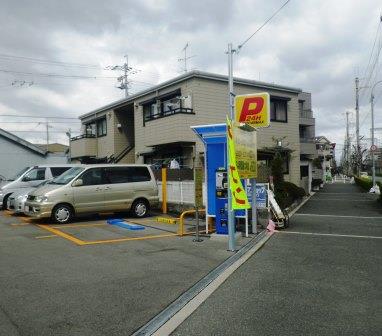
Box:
(104, 186), (111, 190)
(95, 187), (101, 191)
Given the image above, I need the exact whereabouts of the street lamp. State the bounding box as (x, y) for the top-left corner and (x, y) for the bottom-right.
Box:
(370, 80), (382, 188)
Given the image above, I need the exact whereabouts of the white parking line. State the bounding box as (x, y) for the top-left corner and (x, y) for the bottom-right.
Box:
(294, 213), (382, 219)
(278, 231), (382, 239)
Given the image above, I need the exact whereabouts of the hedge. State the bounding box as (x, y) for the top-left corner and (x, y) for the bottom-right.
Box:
(274, 181), (306, 210)
(354, 176), (373, 191)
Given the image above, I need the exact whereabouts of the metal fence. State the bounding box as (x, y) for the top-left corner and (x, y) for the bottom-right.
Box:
(157, 181), (207, 205)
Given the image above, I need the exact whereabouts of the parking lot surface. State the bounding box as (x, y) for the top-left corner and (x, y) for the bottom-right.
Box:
(173, 184), (382, 336)
(0, 211), (251, 336)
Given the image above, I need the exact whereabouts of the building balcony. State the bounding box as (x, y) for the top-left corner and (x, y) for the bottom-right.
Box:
(299, 109), (315, 126)
(70, 134), (97, 158)
(144, 107), (194, 123)
(300, 138), (316, 156)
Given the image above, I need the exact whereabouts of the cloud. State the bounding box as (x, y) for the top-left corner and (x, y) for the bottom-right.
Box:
(0, 0), (381, 156)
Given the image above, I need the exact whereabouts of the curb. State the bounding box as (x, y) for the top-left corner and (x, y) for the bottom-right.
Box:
(132, 230), (273, 336)
(288, 192), (315, 219)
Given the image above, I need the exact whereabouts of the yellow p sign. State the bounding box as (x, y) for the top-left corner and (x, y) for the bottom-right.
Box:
(235, 93), (270, 128)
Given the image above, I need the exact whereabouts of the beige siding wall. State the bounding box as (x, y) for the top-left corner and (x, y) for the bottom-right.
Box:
(182, 78), (301, 184)
(114, 108), (135, 162)
(134, 81), (196, 162)
(96, 112), (114, 159)
(133, 77), (301, 184)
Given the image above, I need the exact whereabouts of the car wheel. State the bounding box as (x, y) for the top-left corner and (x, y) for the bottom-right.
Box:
(52, 204), (73, 224)
(2, 194), (10, 210)
(131, 199), (149, 218)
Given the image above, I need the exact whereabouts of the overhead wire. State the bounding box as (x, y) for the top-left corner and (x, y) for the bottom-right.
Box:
(237, 0), (291, 50)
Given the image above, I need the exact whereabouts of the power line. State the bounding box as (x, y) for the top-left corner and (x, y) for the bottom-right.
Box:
(0, 53), (100, 69)
(238, 0), (291, 50)
(0, 69), (116, 80)
(0, 114), (78, 119)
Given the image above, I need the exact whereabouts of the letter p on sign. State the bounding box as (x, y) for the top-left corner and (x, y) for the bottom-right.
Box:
(235, 93), (270, 128)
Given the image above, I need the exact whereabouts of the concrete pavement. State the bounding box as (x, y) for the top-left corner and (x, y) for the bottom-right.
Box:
(173, 183), (382, 336)
(0, 212), (251, 336)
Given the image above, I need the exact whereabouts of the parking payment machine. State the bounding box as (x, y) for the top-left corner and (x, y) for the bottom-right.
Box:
(215, 168), (228, 234)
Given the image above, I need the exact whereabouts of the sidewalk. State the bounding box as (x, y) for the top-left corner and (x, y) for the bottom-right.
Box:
(172, 184), (382, 336)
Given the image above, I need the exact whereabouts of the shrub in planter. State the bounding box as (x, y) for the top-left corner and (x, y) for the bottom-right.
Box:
(376, 181), (382, 205)
(354, 176), (372, 191)
(282, 181), (306, 199)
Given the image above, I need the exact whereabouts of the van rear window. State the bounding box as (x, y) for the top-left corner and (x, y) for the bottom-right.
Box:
(105, 167), (151, 184)
(51, 167), (71, 177)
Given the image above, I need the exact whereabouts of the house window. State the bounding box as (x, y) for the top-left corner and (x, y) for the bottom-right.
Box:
(270, 99), (287, 122)
(96, 118), (107, 137)
(162, 96), (180, 115)
(85, 123), (96, 136)
(283, 155), (289, 174)
(142, 91), (194, 123)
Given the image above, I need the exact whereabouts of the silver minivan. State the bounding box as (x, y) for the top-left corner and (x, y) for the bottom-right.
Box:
(0, 165), (80, 209)
(24, 164), (159, 223)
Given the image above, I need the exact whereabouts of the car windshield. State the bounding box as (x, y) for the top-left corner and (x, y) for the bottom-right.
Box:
(48, 167), (84, 185)
(7, 167), (31, 181)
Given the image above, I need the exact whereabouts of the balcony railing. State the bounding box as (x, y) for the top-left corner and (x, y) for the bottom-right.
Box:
(144, 107), (194, 122)
(300, 137), (314, 143)
(299, 109), (313, 119)
(70, 134), (96, 141)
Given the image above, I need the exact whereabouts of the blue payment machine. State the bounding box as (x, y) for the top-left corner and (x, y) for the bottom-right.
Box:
(215, 168), (228, 234)
(191, 123), (231, 234)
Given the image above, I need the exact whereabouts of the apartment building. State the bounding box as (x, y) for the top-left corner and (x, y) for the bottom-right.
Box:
(70, 70), (316, 190)
(314, 136), (336, 180)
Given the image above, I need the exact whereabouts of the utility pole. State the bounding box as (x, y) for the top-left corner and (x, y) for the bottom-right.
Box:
(107, 55), (136, 98)
(355, 77), (360, 176)
(370, 80), (382, 187)
(45, 119), (49, 152)
(345, 111), (350, 175)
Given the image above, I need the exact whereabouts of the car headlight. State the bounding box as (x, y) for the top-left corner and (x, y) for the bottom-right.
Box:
(35, 196), (48, 203)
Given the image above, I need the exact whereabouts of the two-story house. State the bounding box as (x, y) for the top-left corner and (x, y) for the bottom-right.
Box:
(315, 136), (335, 180)
(70, 70), (316, 190)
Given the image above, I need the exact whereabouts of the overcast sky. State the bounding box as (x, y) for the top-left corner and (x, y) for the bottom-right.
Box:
(0, 0), (381, 159)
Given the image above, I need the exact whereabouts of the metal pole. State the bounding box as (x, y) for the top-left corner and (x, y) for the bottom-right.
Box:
(346, 111), (350, 175)
(227, 43), (236, 252)
(371, 93), (376, 187)
(193, 207), (203, 242)
(124, 55), (128, 98)
(355, 77), (360, 176)
(46, 119), (49, 152)
(250, 178), (257, 234)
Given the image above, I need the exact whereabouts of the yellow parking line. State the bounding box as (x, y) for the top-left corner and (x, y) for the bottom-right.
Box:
(35, 235), (58, 239)
(36, 224), (86, 245)
(3, 211), (12, 217)
(51, 223), (106, 229)
(20, 217), (32, 223)
(11, 222), (30, 226)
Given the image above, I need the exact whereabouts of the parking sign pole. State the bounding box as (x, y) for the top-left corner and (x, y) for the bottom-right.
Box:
(250, 178), (257, 234)
(227, 42), (236, 252)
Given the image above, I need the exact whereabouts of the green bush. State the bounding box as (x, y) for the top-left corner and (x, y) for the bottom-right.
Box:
(283, 181), (306, 199)
(354, 176), (372, 191)
(377, 181), (382, 205)
(274, 181), (306, 210)
(312, 179), (322, 187)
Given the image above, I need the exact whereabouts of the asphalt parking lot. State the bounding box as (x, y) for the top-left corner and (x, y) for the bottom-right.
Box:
(172, 183), (382, 336)
(0, 210), (251, 336)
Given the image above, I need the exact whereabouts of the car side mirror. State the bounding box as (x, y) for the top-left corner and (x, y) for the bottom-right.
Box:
(72, 179), (83, 187)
